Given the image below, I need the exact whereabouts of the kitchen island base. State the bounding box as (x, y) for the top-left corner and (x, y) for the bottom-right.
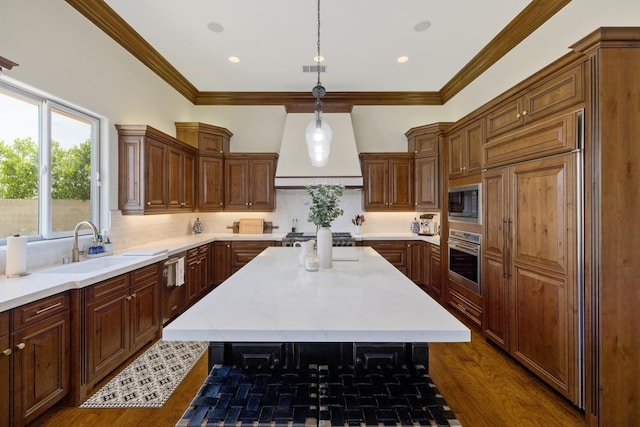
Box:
(177, 356), (460, 427)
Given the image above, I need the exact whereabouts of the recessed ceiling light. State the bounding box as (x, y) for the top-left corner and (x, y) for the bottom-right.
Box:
(207, 22), (224, 33)
(228, 56), (240, 63)
(397, 56), (409, 63)
(313, 55), (325, 63)
(414, 20), (431, 32)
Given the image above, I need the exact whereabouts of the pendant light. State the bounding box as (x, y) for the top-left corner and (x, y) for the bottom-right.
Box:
(305, 0), (332, 167)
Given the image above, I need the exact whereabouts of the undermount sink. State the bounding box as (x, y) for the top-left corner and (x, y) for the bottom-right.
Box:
(39, 256), (133, 274)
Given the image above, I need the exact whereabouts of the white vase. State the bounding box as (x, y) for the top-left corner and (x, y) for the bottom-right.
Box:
(316, 226), (333, 269)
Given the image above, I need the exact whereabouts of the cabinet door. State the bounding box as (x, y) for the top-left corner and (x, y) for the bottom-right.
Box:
(429, 245), (442, 301)
(406, 241), (422, 285)
(198, 245), (212, 293)
(0, 326), (10, 427)
(167, 146), (182, 210)
(464, 120), (484, 175)
(482, 167), (509, 350)
(186, 249), (202, 305)
(368, 241), (407, 275)
(231, 241), (273, 273)
(388, 158), (413, 210)
(486, 99), (523, 138)
(181, 150), (195, 210)
(509, 153), (577, 401)
(448, 130), (465, 179)
(362, 158), (389, 210)
(248, 159), (275, 210)
(119, 135), (144, 214)
(199, 156), (224, 211)
(130, 265), (160, 353)
(13, 311), (69, 425)
(414, 155), (439, 209)
(224, 159), (250, 210)
(145, 139), (167, 211)
(85, 287), (130, 384)
(213, 241), (232, 285)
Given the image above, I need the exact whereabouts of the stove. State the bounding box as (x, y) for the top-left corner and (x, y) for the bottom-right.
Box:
(282, 232), (356, 247)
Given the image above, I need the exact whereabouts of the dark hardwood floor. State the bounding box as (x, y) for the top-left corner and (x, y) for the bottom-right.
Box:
(37, 324), (586, 427)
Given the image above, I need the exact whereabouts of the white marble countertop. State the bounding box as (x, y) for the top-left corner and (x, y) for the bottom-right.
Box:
(0, 232), (439, 312)
(163, 246), (469, 343)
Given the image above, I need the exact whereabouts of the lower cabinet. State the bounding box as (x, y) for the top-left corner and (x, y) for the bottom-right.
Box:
(406, 241), (422, 285)
(447, 284), (482, 328)
(83, 263), (161, 395)
(423, 244), (442, 301)
(367, 240), (408, 275)
(230, 241), (275, 274)
(213, 241), (232, 286)
(186, 244), (212, 306)
(1, 294), (70, 426)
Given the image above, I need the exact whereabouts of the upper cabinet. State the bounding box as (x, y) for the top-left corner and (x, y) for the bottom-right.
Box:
(224, 153), (278, 211)
(448, 119), (484, 179)
(117, 125), (197, 215)
(360, 153), (414, 211)
(485, 64), (584, 139)
(176, 122), (232, 212)
(406, 123), (451, 210)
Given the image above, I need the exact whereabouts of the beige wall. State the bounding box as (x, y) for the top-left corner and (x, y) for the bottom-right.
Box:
(0, 200), (91, 238)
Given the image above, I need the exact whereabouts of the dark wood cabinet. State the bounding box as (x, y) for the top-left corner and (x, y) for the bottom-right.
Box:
(224, 153), (278, 211)
(213, 241), (232, 286)
(367, 240), (408, 275)
(0, 312), (9, 427)
(5, 294), (70, 426)
(406, 123), (450, 211)
(199, 155), (224, 211)
(83, 264), (161, 393)
(447, 286), (482, 327)
(360, 153), (414, 211)
(414, 155), (439, 209)
(230, 241), (274, 274)
(447, 119), (483, 179)
(117, 124), (197, 215)
(406, 241), (422, 285)
(423, 244), (442, 301)
(485, 64), (584, 139)
(186, 244), (212, 305)
(176, 122), (233, 212)
(482, 151), (578, 403)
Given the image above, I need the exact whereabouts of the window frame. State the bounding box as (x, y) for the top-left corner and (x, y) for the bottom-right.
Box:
(0, 80), (101, 245)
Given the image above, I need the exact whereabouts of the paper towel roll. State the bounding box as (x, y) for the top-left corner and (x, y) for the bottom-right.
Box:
(6, 235), (28, 277)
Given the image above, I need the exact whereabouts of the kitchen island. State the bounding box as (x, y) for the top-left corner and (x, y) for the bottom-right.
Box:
(163, 246), (468, 365)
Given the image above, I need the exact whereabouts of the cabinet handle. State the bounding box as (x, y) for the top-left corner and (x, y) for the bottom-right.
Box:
(226, 244), (230, 248)
(16, 343), (26, 350)
(245, 202), (249, 206)
(219, 202), (223, 205)
(457, 304), (467, 313)
(522, 110), (527, 116)
(2, 349), (11, 356)
(146, 202), (151, 206)
(131, 293), (137, 299)
(248, 202), (253, 206)
(126, 295), (133, 301)
(180, 202), (185, 207)
(36, 301), (62, 315)
(516, 113), (521, 119)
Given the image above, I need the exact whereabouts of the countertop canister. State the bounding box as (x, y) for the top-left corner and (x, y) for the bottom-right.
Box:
(6, 234), (29, 277)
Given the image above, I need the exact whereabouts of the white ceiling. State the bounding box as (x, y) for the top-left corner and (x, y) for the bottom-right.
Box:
(104, 0), (531, 93)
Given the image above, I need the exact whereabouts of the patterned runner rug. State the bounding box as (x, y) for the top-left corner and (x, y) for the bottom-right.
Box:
(80, 340), (208, 408)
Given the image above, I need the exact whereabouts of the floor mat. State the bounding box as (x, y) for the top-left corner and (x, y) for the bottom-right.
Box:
(80, 341), (207, 408)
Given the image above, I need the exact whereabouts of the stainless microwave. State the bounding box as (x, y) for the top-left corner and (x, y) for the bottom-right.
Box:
(448, 183), (481, 224)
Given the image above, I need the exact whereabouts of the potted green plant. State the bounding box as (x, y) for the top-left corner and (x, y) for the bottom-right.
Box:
(306, 184), (344, 268)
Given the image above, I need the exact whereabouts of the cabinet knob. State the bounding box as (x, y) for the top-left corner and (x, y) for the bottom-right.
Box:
(180, 202), (185, 207)
(245, 202), (249, 206)
(146, 202), (151, 206)
(249, 202), (253, 206)
(516, 113), (521, 119)
(126, 295), (133, 301)
(2, 348), (11, 356)
(16, 342), (26, 350)
(219, 202), (223, 205)
(522, 110), (527, 116)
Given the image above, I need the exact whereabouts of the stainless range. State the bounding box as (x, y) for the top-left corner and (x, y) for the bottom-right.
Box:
(282, 232), (356, 247)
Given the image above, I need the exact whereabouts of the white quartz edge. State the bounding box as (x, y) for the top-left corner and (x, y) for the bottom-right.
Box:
(357, 233), (440, 245)
(163, 246), (469, 343)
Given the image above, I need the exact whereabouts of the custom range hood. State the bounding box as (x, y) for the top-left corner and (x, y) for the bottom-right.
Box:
(275, 113), (363, 188)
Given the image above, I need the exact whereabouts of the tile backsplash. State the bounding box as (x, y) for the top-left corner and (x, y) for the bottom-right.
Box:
(1, 189), (439, 274)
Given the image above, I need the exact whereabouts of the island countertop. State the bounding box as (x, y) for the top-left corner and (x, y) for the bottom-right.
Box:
(163, 246), (469, 343)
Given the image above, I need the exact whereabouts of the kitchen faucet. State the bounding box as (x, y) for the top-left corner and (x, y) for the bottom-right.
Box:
(72, 220), (99, 262)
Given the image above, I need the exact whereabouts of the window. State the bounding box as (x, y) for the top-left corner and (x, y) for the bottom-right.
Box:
(0, 81), (100, 243)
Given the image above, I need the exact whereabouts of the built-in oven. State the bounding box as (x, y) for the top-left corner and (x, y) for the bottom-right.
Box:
(448, 183), (481, 224)
(447, 229), (481, 295)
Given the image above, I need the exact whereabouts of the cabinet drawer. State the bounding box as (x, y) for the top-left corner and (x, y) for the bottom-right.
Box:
(0, 311), (8, 336)
(85, 274), (129, 302)
(12, 292), (70, 329)
(430, 244), (440, 256)
(448, 288), (482, 327)
(187, 247), (200, 261)
(131, 263), (159, 283)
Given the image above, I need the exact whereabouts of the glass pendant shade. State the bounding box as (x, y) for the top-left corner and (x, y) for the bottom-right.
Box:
(305, 115), (332, 167)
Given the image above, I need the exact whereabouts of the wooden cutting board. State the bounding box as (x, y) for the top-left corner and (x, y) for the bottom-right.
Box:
(238, 218), (264, 234)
